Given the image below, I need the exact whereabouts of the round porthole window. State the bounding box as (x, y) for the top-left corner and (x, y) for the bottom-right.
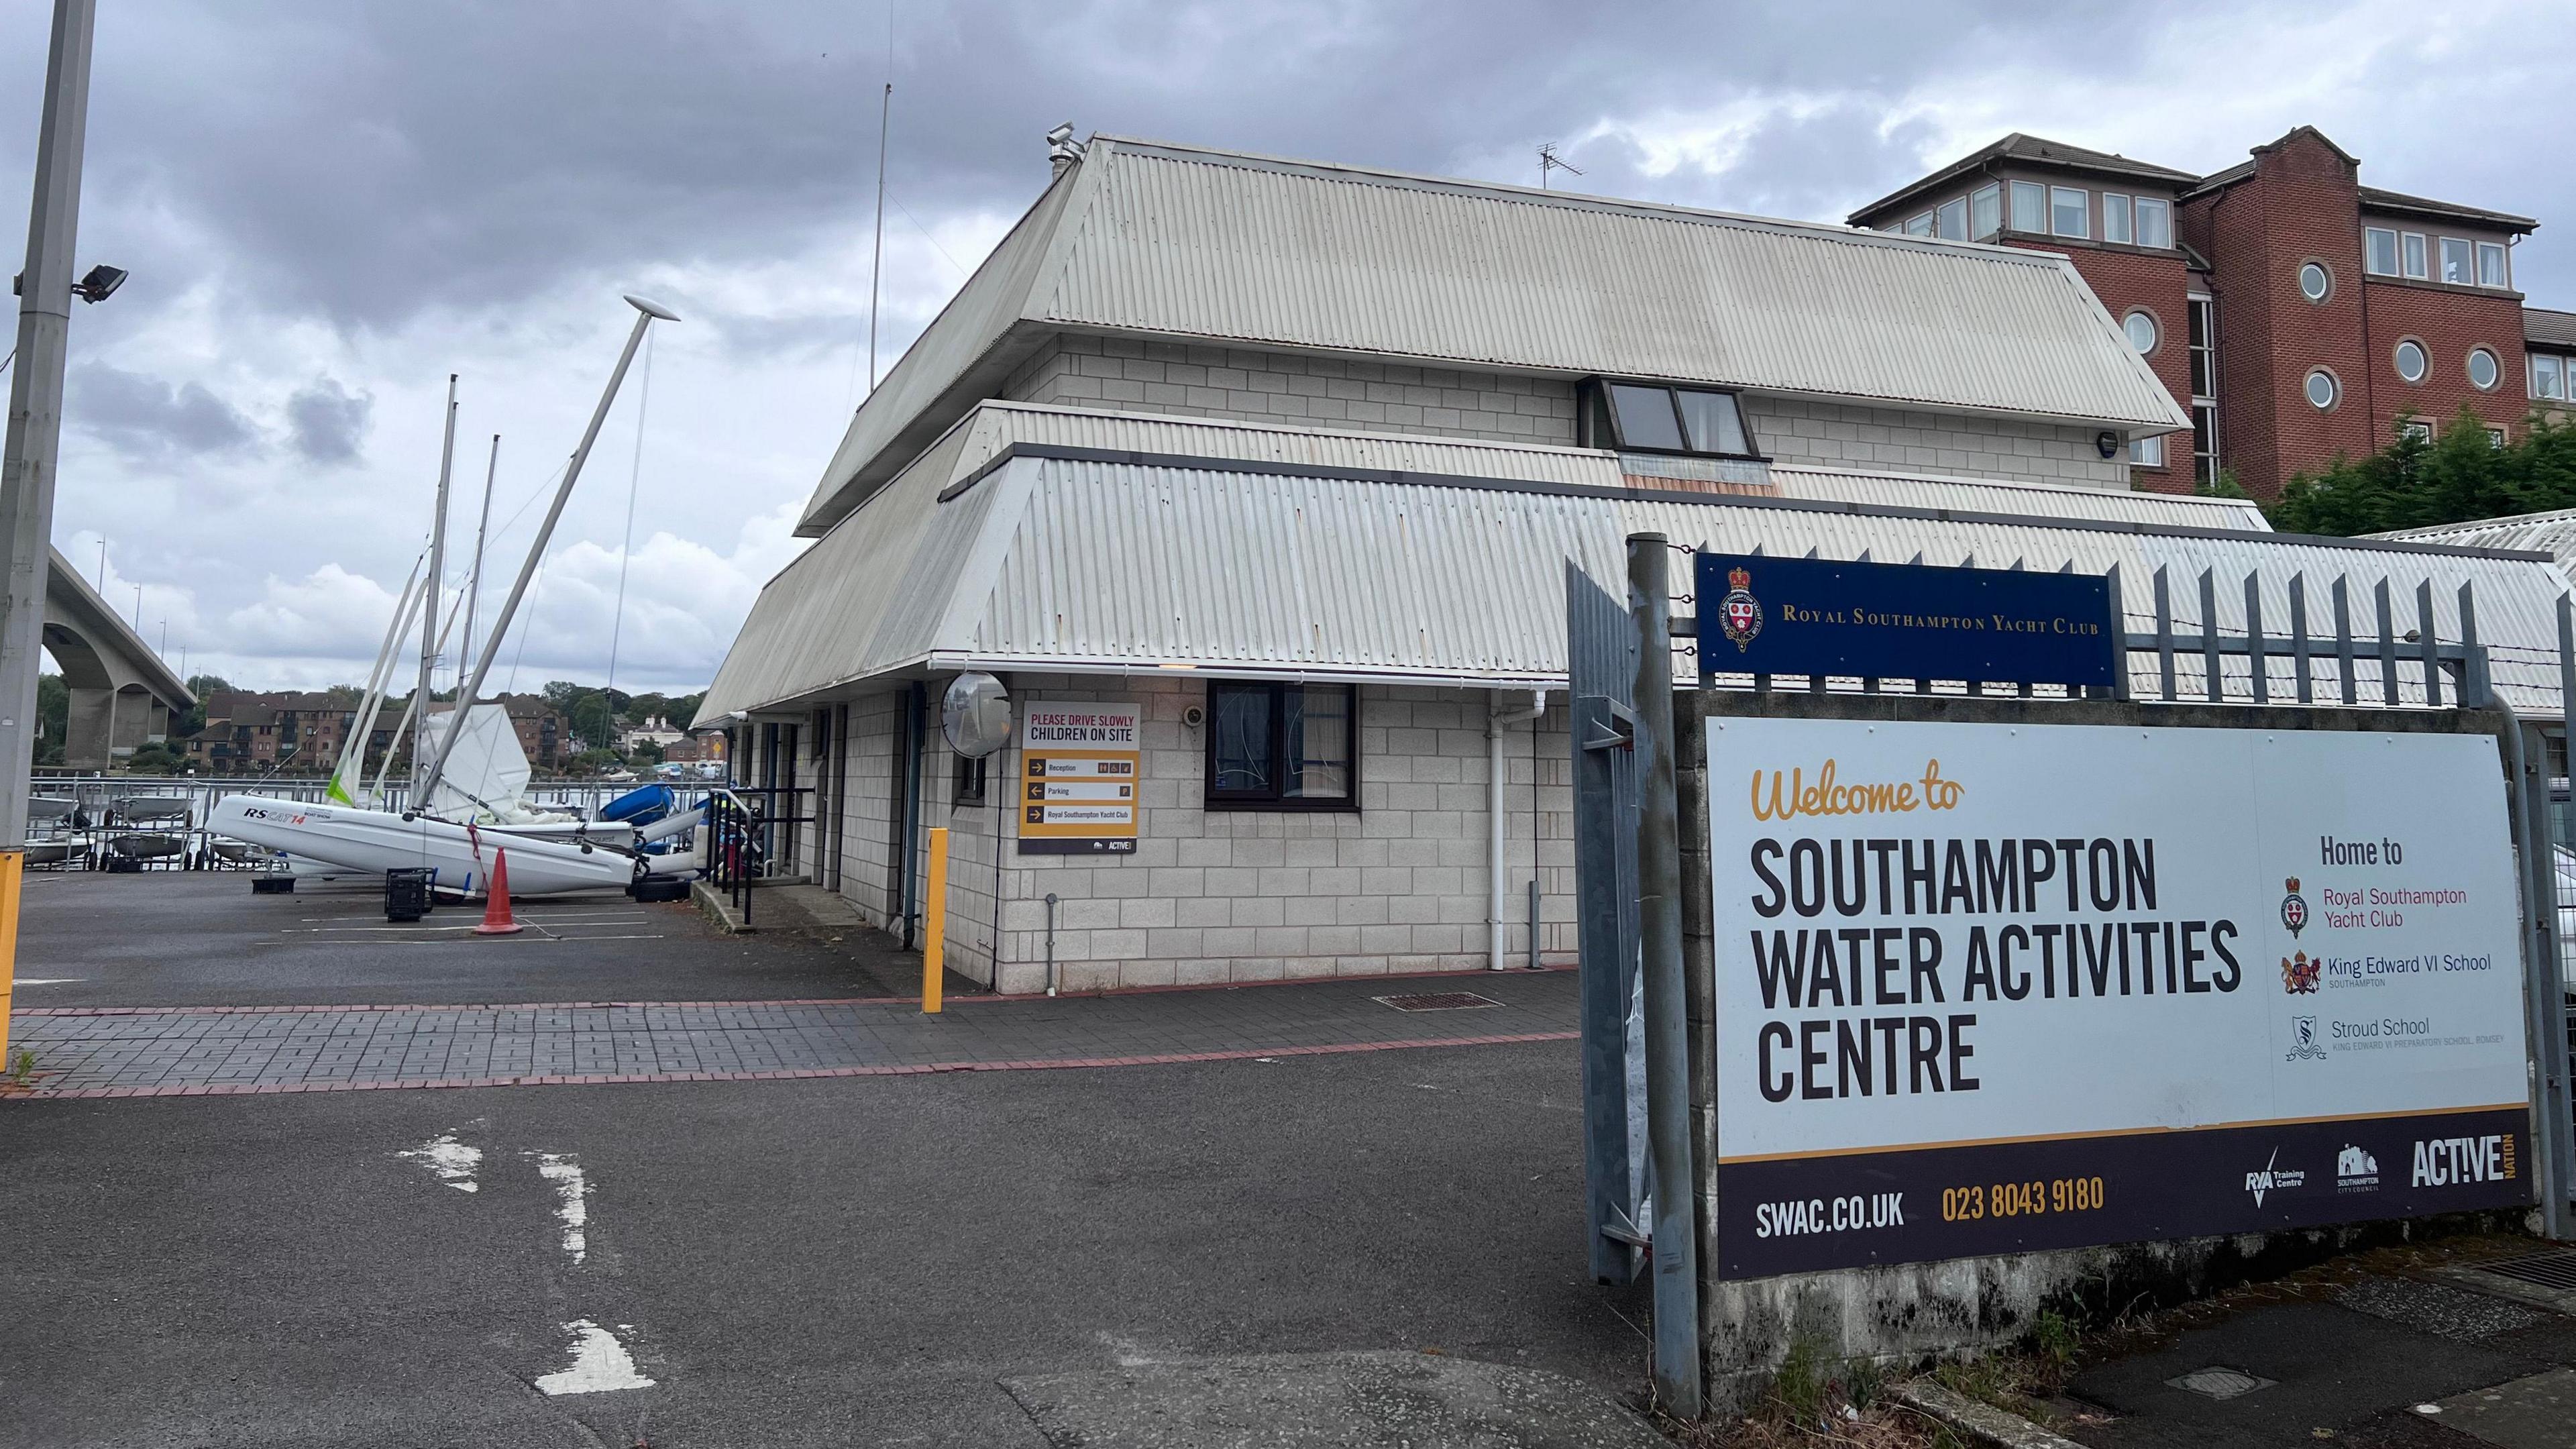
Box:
(2123, 311), (2158, 354)
(2304, 368), (2338, 410)
(2299, 262), (2331, 303)
(2394, 339), (2427, 383)
(2467, 347), (2500, 390)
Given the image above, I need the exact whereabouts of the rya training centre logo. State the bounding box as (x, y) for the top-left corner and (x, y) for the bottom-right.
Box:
(2245, 1148), (2306, 1206)
(2281, 877), (2308, 938)
(2286, 1015), (2327, 1062)
(1719, 567), (1764, 653)
(2281, 951), (2321, 994)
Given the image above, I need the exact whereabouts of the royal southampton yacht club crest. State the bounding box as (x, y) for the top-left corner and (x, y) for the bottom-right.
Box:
(2281, 877), (2308, 938)
(1719, 567), (1763, 653)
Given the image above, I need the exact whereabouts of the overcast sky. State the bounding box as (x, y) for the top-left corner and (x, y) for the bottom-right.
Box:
(2, 0), (2569, 694)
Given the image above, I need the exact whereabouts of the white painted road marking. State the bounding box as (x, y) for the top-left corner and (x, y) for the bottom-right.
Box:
(15, 977), (83, 985)
(398, 1130), (482, 1192)
(535, 1320), (654, 1395)
(533, 1152), (588, 1263)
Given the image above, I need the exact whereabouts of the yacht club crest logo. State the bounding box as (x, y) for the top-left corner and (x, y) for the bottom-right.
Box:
(2281, 877), (2308, 938)
(1719, 567), (1763, 652)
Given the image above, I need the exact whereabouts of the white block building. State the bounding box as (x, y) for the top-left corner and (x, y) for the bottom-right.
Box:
(700, 135), (2568, 994)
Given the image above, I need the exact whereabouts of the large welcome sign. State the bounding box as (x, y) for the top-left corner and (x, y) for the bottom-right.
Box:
(1707, 716), (2530, 1279)
(1694, 553), (2116, 687)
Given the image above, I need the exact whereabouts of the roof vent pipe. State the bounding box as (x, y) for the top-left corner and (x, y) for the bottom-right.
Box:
(1045, 123), (1085, 177)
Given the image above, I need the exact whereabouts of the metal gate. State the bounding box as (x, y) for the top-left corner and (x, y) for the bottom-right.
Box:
(1567, 561), (1648, 1285)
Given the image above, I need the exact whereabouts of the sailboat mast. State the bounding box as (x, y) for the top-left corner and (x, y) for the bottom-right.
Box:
(461, 433), (498, 678)
(417, 376), (459, 783)
(421, 297), (677, 800)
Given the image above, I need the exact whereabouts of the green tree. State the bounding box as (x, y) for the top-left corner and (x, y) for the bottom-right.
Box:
(2267, 408), (2573, 536)
(542, 680), (585, 713)
(669, 691), (705, 729)
(35, 674), (66, 765)
(571, 692), (615, 751)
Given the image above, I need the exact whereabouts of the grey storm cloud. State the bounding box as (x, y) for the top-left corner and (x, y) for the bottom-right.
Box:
(9, 0), (2188, 337)
(284, 378), (372, 466)
(67, 362), (260, 463)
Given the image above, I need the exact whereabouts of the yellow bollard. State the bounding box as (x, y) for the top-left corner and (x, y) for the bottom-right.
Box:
(922, 826), (948, 1014)
(0, 849), (21, 1069)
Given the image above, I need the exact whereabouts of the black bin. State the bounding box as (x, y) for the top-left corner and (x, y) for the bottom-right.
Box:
(384, 867), (435, 922)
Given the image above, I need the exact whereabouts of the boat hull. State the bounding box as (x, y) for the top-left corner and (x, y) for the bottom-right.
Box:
(209, 796), (633, 896)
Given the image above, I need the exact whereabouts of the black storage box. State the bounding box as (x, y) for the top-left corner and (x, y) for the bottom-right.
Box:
(384, 867), (436, 922)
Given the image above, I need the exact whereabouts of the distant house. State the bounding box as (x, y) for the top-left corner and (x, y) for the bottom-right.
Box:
(189, 690), (571, 773)
(619, 716), (687, 753)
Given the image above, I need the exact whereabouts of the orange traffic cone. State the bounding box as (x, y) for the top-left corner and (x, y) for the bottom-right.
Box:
(474, 849), (525, 935)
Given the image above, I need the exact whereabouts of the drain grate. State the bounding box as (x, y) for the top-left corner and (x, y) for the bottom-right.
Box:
(1373, 991), (1503, 1013)
(2475, 1249), (2576, 1293)
(2166, 1367), (2273, 1401)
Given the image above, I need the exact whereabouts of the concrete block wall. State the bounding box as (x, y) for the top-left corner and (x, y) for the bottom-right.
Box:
(1002, 334), (1579, 446)
(1740, 395), (2131, 490)
(823, 673), (1578, 994)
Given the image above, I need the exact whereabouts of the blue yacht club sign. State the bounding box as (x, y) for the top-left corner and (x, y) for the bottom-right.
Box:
(1693, 552), (2118, 687)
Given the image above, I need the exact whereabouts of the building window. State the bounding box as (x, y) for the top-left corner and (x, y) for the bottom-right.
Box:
(2487, 425), (2508, 448)
(2008, 180), (2047, 233)
(2049, 186), (2088, 238)
(2477, 241), (2508, 288)
(1903, 211), (1935, 237)
(2440, 237), (2473, 284)
(2102, 193), (2132, 245)
(2123, 311), (2157, 354)
(2187, 295), (2218, 487)
(2130, 433), (2166, 467)
(1935, 196), (1968, 241)
(953, 752), (987, 806)
(2298, 262), (2331, 303)
(2402, 231), (2428, 279)
(2536, 354), (2567, 401)
(1969, 183), (2000, 241)
(2394, 339), (2427, 383)
(2365, 227), (2399, 276)
(2467, 347), (2501, 390)
(2304, 368), (2339, 410)
(1589, 380), (1757, 458)
(1205, 682), (1356, 808)
(2133, 196), (2171, 249)
(2397, 417), (2432, 444)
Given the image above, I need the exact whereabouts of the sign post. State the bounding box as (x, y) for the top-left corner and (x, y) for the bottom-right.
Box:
(1695, 552), (2117, 689)
(1702, 714), (2530, 1279)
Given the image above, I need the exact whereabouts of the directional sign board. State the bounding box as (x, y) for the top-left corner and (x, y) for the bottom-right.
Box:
(1019, 701), (1140, 855)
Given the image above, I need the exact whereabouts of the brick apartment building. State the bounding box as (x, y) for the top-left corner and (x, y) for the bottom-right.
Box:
(1852, 127), (2551, 498)
(189, 690), (568, 773)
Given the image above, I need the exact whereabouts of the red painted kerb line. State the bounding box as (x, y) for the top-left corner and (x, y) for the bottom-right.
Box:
(0, 1030), (1580, 1100)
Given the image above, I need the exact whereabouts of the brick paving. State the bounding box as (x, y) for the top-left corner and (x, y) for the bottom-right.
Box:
(3, 969), (1578, 1099)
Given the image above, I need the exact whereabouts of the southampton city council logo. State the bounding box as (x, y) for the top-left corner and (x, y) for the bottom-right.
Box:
(2281, 877), (2309, 938)
(1719, 568), (1764, 653)
(2281, 951), (2321, 994)
(2286, 1015), (2327, 1063)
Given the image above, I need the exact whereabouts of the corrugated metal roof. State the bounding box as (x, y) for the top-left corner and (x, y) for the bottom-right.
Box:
(930, 400), (2269, 527)
(2379, 508), (2576, 570)
(797, 136), (2190, 534)
(705, 449), (2566, 722)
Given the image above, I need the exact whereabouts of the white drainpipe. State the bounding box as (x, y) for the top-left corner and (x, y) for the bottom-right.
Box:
(1489, 688), (1548, 971)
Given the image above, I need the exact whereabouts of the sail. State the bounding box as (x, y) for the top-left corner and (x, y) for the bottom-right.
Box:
(414, 704), (531, 820)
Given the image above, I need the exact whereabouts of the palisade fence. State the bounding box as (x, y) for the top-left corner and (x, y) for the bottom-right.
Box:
(1656, 540), (2576, 1218)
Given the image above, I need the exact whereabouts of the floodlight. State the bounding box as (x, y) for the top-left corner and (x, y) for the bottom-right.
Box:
(624, 294), (681, 322)
(72, 264), (126, 303)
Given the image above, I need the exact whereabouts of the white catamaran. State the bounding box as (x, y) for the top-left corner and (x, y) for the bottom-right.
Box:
(211, 296), (695, 898)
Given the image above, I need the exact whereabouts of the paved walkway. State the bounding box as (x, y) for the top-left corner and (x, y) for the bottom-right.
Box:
(4, 969), (1578, 1099)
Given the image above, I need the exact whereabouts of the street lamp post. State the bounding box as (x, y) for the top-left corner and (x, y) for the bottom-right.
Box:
(0, 0), (99, 1066)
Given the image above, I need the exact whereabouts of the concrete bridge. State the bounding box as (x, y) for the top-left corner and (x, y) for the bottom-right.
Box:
(44, 546), (194, 770)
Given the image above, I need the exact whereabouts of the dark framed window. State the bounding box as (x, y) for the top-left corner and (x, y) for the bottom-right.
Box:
(1578, 379), (1762, 459)
(953, 752), (988, 806)
(1205, 682), (1358, 810)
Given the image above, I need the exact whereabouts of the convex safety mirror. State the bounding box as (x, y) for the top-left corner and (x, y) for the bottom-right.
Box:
(942, 672), (1012, 759)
